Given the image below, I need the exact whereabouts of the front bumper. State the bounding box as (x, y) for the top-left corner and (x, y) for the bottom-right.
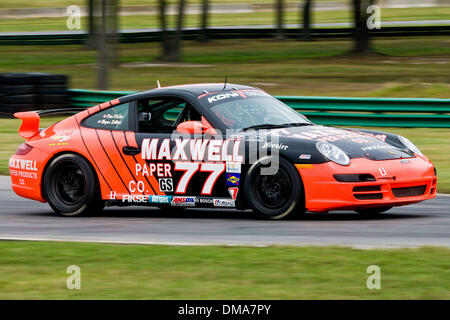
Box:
(297, 156), (437, 212)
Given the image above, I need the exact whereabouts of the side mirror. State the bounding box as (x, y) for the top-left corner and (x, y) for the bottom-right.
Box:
(176, 121), (209, 134)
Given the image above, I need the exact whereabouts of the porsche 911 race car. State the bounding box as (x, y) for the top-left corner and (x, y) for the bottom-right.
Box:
(9, 83), (437, 219)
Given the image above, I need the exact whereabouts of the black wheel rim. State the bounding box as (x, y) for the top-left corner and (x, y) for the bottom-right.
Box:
(254, 167), (292, 210)
(53, 163), (87, 206)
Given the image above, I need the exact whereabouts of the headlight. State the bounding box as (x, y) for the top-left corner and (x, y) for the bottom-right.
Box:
(316, 142), (350, 166)
(398, 136), (423, 156)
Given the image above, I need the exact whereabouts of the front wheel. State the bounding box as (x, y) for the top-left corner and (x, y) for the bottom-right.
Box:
(244, 157), (305, 220)
(43, 153), (104, 217)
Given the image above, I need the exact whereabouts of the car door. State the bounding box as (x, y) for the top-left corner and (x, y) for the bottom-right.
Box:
(80, 101), (147, 202)
(128, 96), (237, 207)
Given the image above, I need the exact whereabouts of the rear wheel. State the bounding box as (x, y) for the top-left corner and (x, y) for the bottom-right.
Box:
(43, 154), (104, 216)
(355, 206), (392, 215)
(244, 157), (305, 220)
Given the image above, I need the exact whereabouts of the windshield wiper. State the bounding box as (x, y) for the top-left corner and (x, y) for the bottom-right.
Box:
(240, 122), (312, 131)
(278, 122), (313, 128)
(240, 124), (284, 131)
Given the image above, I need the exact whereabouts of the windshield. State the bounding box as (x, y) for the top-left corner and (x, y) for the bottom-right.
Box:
(198, 89), (311, 130)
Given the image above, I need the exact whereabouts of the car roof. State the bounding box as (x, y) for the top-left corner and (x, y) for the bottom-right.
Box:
(119, 83), (257, 102)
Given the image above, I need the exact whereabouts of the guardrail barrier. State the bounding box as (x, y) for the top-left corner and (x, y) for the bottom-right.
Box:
(68, 89), (450, 128)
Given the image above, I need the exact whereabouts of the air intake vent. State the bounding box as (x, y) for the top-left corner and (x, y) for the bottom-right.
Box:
(354, 193), (383, 200)
(392, 185), (426, 198)
(353, 186), (381, 192)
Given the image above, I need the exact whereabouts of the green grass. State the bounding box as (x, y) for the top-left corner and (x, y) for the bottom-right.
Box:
(0, 241), (449, 299)
(1, 7), (449, 32)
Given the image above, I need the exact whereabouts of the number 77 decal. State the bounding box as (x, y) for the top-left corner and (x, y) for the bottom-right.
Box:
(174, 162), (225, 195)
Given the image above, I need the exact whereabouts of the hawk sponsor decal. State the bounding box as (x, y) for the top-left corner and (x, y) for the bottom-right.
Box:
(378, 168), (387, 176)
(228, 187), (239, 200)
(122, 195), (148, 203)
(226, 173), (240, 186)
(299, 154), (311, 160)
(262, 141), (288, 150)
(149, 195), (172, 204)
(226, 161), (241, 173)
(141, 138), (243, 163)
(158, 178), (173, 192)
(213, 199), (235, 207)
(109, 191), (117, 200)
(171, 196), (197, 207)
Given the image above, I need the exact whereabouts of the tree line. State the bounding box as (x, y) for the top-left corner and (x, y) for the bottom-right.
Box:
(88, 0), (375, 89)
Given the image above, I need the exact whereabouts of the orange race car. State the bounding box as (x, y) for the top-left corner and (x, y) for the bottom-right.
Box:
(9, 84), (437, 219)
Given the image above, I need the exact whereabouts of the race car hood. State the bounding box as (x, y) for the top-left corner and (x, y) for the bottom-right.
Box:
(240, 125), (414, 162)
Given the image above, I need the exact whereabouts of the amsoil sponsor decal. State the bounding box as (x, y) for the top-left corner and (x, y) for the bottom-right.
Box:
(213, 199), (235, 207)
(171, 196), (196, 207)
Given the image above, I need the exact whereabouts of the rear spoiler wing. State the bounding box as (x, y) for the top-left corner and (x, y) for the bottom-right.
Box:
(14, 108), (86, 139)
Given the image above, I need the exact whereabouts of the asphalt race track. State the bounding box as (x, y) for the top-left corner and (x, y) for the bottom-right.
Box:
(0, 176), (449, 248)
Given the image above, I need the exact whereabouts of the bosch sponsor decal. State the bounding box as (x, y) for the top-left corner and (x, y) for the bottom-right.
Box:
(226, 173), (240, 186)
(228, 187), (239, 200)
(149, 195), (172, 204)
(213, 199), (235, 207)
(158, 178), (173, 192)
(226, 161), (241, 173)
(198, 197), (214, 204)
(141, 138), (243, 163)
(171, 196), (197, 207)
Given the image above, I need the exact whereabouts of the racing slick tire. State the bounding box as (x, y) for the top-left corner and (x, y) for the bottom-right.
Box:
(244, 157), (305, 220)
(355, 206), (392, 215)
(43, 153), (104, 217)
